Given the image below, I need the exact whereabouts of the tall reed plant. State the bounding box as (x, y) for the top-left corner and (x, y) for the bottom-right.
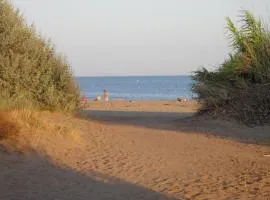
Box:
(192, 11), (270, 125)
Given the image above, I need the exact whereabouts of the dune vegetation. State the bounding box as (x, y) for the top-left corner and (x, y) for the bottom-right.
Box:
(0, 0), (80, 112)
(0, 0), (80, 141)
(192, 11), (270, 125)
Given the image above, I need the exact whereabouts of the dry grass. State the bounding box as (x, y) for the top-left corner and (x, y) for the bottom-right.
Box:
(0, 111), (20, 140)
(0, 109), (83, 153)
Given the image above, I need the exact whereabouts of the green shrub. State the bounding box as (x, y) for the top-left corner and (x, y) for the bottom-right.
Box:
(0, 0), (80, 112)
(192, 11), (270, 125)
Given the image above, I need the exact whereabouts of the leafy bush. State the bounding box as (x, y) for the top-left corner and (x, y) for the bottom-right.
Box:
(192, 11), (270, 125)
(0, 0), (80, 112)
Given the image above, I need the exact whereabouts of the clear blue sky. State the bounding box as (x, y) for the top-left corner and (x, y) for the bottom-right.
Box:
(11, 0), (270, 76)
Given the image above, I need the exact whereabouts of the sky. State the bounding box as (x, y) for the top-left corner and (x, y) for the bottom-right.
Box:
(11, 0), (270, 76)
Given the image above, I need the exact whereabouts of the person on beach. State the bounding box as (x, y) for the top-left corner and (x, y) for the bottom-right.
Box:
(95, 95), (101, 101)
(103, 89), (109, 102)
(81, 95), (88, 109)
(177, 98), (188, 102)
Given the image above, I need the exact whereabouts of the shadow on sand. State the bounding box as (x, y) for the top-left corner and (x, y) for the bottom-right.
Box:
(83, 110), (270, 146)
(0, 149), (178, 200)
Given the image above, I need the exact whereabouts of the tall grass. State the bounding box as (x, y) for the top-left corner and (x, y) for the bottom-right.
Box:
(0, 111), (19, 140)
(192, 11), (270, 125)
(0, 0), (80, 112)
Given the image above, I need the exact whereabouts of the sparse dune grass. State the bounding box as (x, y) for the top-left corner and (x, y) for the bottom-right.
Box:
(0, 111), (20, 140)
(0, 108), (83, 154)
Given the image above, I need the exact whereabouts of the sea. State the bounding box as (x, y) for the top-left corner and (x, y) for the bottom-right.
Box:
(76, 76), (194, 101)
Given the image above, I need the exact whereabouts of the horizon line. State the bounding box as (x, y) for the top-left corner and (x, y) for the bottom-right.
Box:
(75, 74), (191, 78)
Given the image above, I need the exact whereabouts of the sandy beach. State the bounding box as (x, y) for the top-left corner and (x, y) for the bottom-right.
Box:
(1, 100), (270, 200)
(2, 1), (270, 199)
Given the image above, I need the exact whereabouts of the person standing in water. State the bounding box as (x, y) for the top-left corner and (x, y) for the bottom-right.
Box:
(103, 89), (109, 102)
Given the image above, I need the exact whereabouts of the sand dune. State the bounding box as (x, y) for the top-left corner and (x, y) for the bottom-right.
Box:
(1, 101), (270, 199)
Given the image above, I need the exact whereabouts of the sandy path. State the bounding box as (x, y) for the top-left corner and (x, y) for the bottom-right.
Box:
(79, 102), (270, 199)
(1, 101), (270, 199)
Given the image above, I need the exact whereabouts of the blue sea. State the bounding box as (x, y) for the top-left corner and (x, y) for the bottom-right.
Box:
(76, 76), (194, 100)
